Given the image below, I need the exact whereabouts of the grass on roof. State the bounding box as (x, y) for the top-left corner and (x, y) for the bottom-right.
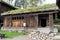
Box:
(1, 4), (57, 15)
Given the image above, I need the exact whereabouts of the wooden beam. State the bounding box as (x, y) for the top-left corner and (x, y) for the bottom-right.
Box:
(1, 10), (58, 16)
(49, 14), (54, 32)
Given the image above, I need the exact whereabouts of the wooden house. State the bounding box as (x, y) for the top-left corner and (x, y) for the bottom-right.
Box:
(1, 7), (59, 32)
(0, 0), (16, 26)
(0, 0), (16, 13)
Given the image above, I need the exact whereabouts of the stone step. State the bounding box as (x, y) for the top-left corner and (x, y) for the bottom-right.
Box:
(37, 28), (51, 34)
(27, 28), (58, 34)
(53, 36), (60, 40)
(38, 28), (58, 34)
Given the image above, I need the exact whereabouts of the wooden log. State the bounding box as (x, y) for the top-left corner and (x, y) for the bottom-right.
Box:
(4, 17), (10, 27)
(49, 14), (54, 32)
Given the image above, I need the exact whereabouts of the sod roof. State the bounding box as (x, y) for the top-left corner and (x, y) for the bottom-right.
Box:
(1, 4), (58, 15)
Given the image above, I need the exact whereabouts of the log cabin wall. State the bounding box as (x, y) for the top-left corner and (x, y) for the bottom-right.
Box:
(48, 14), (54, 32)
(0, 1), (16, 27)
(4, 17), (10, 27)
(4, 15), (38, 28)
(12, 20), (24, 27)
(4, 16), (24, 27)
(11, 16), (24, 27)
(11, 15), (38, 28)
(3, 14), (54, 29)
(27, 15), (38, 28)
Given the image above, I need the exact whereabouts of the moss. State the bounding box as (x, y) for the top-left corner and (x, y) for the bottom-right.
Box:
(1, 4), (57, 15)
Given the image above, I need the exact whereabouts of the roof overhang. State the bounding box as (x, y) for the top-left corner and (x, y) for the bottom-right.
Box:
(1, 8), (59, 16)
(0, 0), (16, 9)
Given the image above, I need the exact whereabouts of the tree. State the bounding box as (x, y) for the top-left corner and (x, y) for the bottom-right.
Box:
(2, 0), (16, 6)
(15, 0), (45, 8)
(56, 0), (60, 8)
(15, 0), (28, 8)
(29, 0), (44, 7)
(3, 0), (45, 8)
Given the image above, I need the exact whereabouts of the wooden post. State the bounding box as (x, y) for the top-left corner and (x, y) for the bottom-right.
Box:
(49, 14), (54, 32)
(9, 16), (12, 28)
(24, 15), (27, 31)
(35, 15), (38, 29)
(47, 17), (49, 27)
(4, 17), (10, 27)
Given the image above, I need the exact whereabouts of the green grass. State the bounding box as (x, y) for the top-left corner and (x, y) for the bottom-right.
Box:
(0, 30), (27, 38)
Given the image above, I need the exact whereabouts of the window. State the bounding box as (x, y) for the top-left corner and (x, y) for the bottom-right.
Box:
(12, 17), (16, 20)
(12, 16), (24, 20)
(18, 17), (21, 19)
(21, 17), (24, 19)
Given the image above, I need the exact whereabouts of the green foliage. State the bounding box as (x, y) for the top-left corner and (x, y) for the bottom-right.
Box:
(54, 18), (60, 23)
(54, 14), (60, 23)
(0, 30), (27, 38)
(29, 0), (43, 7)
(15, 0), (45, 8)
(55, 26), (60, 32)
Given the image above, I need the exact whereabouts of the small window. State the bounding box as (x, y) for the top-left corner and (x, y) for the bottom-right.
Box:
(18, 17), (24, 19)
(12, 17), (16, 20)
(12, 16), (24, 20)
(22, 17), (24, 19)
(18, 17), (21, 19)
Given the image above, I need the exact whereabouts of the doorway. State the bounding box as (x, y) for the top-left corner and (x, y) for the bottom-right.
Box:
(38, 14), (47, 27)
(41, 19), (46, 27)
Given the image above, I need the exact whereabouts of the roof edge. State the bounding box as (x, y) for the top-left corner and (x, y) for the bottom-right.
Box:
(0, 0), (17, 9)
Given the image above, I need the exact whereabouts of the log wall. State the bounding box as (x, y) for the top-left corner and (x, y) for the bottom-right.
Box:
(4, 17), (10, 27)
(4, 15), (38, 28)
(27, 16), (38, 28)
(49, 14), (54, 32)
(12, 20), (24, 27)
(4, 14), (54, 29)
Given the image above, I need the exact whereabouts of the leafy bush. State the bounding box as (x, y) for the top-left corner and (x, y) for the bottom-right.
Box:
(54, 18), (60, 23)
(55, 26), (60, 32)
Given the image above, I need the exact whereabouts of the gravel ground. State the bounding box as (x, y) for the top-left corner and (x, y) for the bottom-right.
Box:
(0, 35), (60, 40)
(53, 35), (60, 40)
(0, 35), (32, 40)
(11, 35), (32, 40)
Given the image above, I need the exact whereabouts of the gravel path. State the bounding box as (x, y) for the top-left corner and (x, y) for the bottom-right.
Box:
(0, 35), (32, 40)
(0, 35), (60, 40)
(12, 35), (32, 40)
